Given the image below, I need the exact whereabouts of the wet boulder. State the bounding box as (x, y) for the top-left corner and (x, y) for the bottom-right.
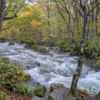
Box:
(48, 88), (69, 100)
(40, 68), (48, 75)
(96, 91), (100, 100)
(50, 83), (65, 93)
(9, 41), (15, 45)
(27, 62), (40, 69)
(33, 82), (41, 88)
(34, 86), (47, 97)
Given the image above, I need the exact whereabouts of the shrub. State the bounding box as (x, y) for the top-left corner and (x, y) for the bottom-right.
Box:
(38, 47), (46, 52)
(12, 85), (35, 97)
(0, 59), (35, 97)
(0, 91), (9, 100)
(31, 44), (38, 51)
(58, 36), (73, 51)
(84, 37), (100, 67)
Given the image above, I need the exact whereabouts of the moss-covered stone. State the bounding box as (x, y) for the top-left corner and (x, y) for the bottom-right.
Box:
(34, 86), (47, 97)
(38, 47), (46, 52)
(50, 83), (65, 93)
(9, 41), (14, 45)
(37, 62), (40, 67)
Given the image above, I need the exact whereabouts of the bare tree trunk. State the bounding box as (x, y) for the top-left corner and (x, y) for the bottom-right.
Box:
(68, 4), (87, 96)
(0, 0), (6, 33)
(95, 0), (99, 36)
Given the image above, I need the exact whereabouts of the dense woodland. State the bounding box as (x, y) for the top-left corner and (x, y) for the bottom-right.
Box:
(0, 0), (100, 100)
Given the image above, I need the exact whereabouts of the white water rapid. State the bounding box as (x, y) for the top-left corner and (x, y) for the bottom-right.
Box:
(0, 42), (100, 95)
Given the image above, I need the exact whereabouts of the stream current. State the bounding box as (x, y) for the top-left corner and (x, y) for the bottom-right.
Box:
(0, 42), (100, 95)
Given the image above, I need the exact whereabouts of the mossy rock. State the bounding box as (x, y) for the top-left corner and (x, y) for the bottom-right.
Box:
(24, 74), (31, 81)
(9, 41), (14, 45)
(34, 86), (47, 97)
(50, 83), (65, 93)
(37, 62), (40, 67)
(38, 47), (46, 52)
(1, 57), (9, 63)
(48, 96), (53, 100)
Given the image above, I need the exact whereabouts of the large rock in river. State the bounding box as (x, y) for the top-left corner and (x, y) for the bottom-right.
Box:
(50, 83), (65, 93)
(96, 91), (100, 100)
(48, 88), (69, 100)
(34, 86), (47, 97)
(9, 41), (15, 45)
(27, 62), (40, 69)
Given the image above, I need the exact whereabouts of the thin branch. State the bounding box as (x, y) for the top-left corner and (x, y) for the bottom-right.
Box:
(4, 0), (25, 20)
(54, 0), (68, 26)
(87, 2), (100, 16)
(4, 14), (17, 20)
(80, 0), (84, 11)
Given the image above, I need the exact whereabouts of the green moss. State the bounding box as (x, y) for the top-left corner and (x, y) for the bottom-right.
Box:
(36, 62), (40, 67)
(48, 96), (53, 100)
(34, 86), (47, 97)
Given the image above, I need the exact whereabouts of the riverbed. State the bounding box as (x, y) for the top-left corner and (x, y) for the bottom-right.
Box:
(0, 42), (100, 95)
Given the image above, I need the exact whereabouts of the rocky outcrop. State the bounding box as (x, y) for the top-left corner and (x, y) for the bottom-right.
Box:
(48, 83), (67, 100)
(48, 88), (69, 100)
(34, 86), (47, 97)
(50, 83), (65, 93)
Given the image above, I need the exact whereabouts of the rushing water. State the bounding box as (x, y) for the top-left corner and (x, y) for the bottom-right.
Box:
(0, 42), (100, 95)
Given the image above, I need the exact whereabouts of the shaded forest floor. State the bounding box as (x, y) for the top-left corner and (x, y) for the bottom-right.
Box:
(0, 88), (31, 100)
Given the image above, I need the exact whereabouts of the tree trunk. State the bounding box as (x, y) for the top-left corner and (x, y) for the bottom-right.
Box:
(0, 0), (6, 33)
(68, 5), (87, 96)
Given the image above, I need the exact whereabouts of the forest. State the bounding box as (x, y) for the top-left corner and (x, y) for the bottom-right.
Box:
(0, 0), (100, 100)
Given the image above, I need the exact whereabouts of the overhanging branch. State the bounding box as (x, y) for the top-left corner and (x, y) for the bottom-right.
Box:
(87, 2), (100, 16)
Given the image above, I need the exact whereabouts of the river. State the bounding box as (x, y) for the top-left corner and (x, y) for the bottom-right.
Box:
(0, 42), (100, 95)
